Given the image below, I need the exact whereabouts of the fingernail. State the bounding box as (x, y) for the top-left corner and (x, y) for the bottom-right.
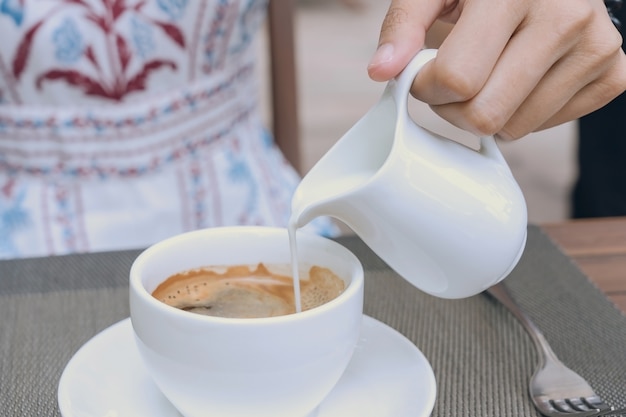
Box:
(368, 43), (395, 69)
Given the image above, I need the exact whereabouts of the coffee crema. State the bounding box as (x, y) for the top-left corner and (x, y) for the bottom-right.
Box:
(152, 263), (345, 318)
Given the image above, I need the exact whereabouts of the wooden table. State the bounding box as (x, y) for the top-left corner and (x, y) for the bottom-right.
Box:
(542, 216), (626, 313)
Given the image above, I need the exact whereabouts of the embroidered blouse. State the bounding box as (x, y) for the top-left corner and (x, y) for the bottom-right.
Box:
(0, 0), (334, 259)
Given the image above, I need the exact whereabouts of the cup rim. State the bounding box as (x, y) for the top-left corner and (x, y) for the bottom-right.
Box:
(129, 226), (364, 324)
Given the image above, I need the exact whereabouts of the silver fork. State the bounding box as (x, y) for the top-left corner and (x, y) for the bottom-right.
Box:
(486, 282), (621, 417)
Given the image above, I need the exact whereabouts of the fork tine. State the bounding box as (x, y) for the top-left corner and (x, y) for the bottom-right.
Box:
(569, 398), (594, 412)
(535, 398), (612, 417)
(584, 397), (613, 412)
(552, 399), (577, 413)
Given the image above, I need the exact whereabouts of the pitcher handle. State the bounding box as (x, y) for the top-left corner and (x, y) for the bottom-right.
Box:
(390, 48), (438, 113)
(389, 49), (512, 172)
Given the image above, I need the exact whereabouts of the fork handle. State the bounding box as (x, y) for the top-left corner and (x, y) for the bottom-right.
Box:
(486, 282), (561, 365)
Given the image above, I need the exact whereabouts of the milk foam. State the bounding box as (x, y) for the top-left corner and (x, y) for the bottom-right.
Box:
(152, 263), (344, 318)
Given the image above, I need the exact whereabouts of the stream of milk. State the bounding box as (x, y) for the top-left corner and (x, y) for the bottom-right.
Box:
(287, 171), (374, 312)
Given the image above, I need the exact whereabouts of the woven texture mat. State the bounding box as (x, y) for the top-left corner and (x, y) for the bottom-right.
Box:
(1, 225), (625, 417)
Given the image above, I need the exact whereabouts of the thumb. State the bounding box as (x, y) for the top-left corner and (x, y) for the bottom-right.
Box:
(367, 0), (443, 82)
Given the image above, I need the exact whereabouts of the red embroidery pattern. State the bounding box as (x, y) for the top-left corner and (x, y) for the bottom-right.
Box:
(0, 64), (252, 135)
(12, 0), (187, 101)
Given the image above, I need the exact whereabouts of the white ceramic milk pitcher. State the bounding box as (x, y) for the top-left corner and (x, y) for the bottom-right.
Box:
(290, 49), (528, 299)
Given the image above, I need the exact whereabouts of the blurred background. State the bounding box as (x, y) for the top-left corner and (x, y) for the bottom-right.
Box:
(259, 0), (578, 225)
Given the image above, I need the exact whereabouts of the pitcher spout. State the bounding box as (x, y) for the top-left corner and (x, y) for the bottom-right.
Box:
(290, 200), (335, 230)
(290, 86), (400, 231)
(290, 182), (369, 231)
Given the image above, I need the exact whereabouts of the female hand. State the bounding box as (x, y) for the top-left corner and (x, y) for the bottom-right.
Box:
(367, 0), (626, 140)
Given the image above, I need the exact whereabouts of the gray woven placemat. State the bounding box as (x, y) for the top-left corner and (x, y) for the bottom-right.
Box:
(1, 225), (625, 417)
(337, 226), (626, 416)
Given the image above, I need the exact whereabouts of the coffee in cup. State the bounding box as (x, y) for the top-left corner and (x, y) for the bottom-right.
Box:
(151, 263), (345, 318)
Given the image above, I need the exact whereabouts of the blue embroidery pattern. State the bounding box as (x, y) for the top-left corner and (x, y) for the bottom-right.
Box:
(201, 0), (230, 73)
(131, 16), (155, 58)
(226, 146), (258, 223)
(230, 0), (267, 54)
(52, 184), (79, 253)
(53, 18), (84, 63)
(0, 183), (30, 258)
(0, 0), (24, 26)
(157, 0), (189, 20)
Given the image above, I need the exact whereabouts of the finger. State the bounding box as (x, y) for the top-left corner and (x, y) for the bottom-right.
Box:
(411, 0), (526, 105)
(425, 5), (578, 135)
(496, 0), (626, 139)
(423, 0), (614, 137)
(367, 0), (443, 82)
(498, 0), (626, 138)
(521, 44), (626, 136)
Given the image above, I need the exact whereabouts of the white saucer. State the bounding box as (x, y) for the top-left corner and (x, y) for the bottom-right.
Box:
(58, 315), (436, 417)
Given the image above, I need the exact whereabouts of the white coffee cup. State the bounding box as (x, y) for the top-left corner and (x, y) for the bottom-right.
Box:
(129, 226), (364, 417)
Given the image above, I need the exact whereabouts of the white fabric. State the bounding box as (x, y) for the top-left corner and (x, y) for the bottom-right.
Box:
(0, 0), (335, 259)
